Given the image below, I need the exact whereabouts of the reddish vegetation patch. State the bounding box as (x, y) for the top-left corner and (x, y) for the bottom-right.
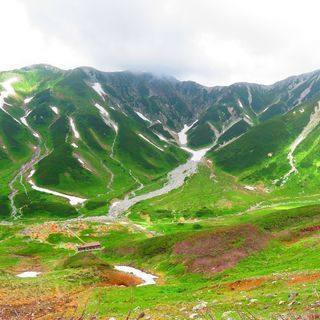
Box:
(115, 246), (137, 255)
(287, 273), (320, 285)
(225, 277), (267, 291)
(301, 225), (320, 232)
(281, 225), (320, 246)
(174, 224), (269, 274)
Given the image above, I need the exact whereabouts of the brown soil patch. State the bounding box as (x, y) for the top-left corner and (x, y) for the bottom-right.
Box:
(174, 224), (269, 274)
(94, 269), (142, 287)
(216, 199), (233, 209)
(0, 289), (79, 320)
(115, 245), (137, 255)
(225, 277), (267, 291)
(0, 268), (141, 319)
(287, 273), (320, 285)
(11, 254), (44, 273)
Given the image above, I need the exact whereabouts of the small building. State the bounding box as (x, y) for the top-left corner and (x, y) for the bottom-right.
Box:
(76, 241), (102, 252)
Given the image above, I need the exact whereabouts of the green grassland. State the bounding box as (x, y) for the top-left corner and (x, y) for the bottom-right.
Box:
(1, 201), (320, 318)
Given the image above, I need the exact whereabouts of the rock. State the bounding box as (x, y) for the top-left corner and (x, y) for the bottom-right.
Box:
(288, 300), (296, 307)
(279, 301), (285, 305)
(222, 311), (235, 319)
(192, 301), (207, 311)
(265, 294), (274, 298)
(288, 292), (298, 299)
(249, 298), (258, 303)
(189, 314), (198, 319)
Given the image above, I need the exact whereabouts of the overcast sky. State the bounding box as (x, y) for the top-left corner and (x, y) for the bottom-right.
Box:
(2, 0), (320, 86)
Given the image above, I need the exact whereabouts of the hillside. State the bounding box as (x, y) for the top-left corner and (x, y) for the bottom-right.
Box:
(2, 65), (320, 220)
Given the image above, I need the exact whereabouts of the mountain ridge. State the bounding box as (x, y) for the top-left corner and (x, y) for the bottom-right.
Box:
(1, 64), (320, 219)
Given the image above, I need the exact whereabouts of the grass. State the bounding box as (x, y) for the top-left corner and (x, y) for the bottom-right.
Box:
(128, 164), (264, 223)
(1, 201), (320, 318)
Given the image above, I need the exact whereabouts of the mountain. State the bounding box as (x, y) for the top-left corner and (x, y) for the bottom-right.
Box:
(1, 64), (320, 219)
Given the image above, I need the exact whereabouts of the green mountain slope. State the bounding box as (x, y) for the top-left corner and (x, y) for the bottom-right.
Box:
(2, 64), (320, 219)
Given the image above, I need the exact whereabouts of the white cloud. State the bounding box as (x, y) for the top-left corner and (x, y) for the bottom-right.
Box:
(1, 0), (320, 85)
(0, 0), (89, 71)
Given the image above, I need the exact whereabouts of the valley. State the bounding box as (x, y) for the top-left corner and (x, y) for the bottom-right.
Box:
(1, 65), (320, 318)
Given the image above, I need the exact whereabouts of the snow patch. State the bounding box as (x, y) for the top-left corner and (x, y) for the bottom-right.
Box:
(75, 155), (93, 172)
(94, 103), (118, 132)
(237, 99), (244, 109)
(243, 116), (253, 126)
(50, 106), (59, 115)
(138, 133), (164, 151)
(16, 271), (41, 278)
(114, 266), (158, 286)
(178, 121), (198, 145)
(71, 143), (78, 148)
(24, 96), (33, 104)
(91, 82), (106, 100)
(296, 81), (315, 105)
(153, 131), (169, 142)
(135, 111), (152, 123)
(20, 110), (32, 128)
(244, 185), (256, 191)
(20, 116), (29, 127)
(27, 170), (35, 179)
(28, 179), (87, 205)
(69, 117), (80, 139)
